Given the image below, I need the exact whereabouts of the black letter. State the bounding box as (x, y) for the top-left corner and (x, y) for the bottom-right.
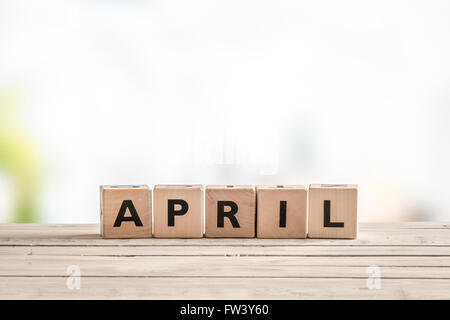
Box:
(113, 200), (143, 227)
(324, 200), (344, 227)
(168, 199), (189, 227)
(217, 201), (240, 228)
(279, 201), (287, 228)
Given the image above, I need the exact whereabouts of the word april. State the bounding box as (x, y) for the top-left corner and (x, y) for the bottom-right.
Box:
(100, 184), (358, 239)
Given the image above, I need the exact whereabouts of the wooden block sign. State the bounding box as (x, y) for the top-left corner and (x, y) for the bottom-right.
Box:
(153, 185), (203, 238)
(99, 183), (358, 239)
(205, 185), (256, 238)
(256, 185), (307, 238)
(308, 184), (358, 239)
(100, 185), (152, 239)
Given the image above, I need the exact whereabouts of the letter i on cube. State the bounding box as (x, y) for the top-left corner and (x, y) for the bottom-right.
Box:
(256, 185), (307, 238)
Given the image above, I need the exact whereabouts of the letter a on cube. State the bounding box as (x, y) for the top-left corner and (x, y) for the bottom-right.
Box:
(308, 184), (358, 239)
(100, 185), (152, 238)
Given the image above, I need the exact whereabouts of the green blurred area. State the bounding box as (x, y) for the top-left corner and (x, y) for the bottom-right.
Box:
(0, 90), (41, 223)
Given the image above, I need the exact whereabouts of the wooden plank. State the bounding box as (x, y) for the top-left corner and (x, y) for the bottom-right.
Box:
(0, 277), (449, 299)
(1, 245), (450, 257)
(1, 255), (450, 279)
(0, 223), (449, 246)
(0, 222), (448, 235)
(0, 223), (449, 299)
(2, 253), (450, 266)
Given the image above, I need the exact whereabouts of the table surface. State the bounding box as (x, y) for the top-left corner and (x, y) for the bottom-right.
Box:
(0, 222), (449, 299)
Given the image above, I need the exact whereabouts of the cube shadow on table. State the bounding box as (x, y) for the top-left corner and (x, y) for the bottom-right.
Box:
(308, 184), (358, 239)
(153, 184), (203, 238)
(256, 185), (307, 238)
(205, 185), (256, 238)
(100, 185), (152, 239)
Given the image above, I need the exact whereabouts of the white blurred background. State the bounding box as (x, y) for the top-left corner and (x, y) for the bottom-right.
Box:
(0, 0), (449, 223)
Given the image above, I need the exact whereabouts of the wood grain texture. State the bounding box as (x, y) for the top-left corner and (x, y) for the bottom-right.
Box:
(308, 184), (358, 239)
(205, 185), (256, 238)
(100, 185), (152, 239)
(256, 185), (307, 238)
(3, 277), (450, 300)
(0, 223), (449, 299)
(153, 185), (203, 238)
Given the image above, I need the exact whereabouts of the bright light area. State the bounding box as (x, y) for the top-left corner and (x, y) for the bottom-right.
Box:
(0, 0), (449, 223)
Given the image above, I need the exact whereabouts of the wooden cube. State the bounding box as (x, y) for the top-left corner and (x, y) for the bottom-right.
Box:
(100, 185), (152, 239)
(153, 185), (203, 238)
(308, 184), (358, 239)
(256, 185), (307, 238)
(205, 185), (255, 238)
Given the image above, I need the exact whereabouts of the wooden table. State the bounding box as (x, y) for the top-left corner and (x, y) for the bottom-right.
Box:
(0, 223), (449, 299)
